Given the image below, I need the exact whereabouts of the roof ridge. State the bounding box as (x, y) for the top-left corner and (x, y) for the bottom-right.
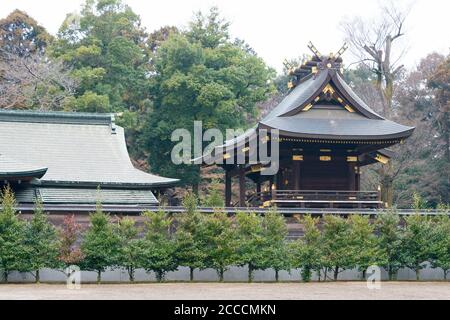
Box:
(0, 109), (114, 125)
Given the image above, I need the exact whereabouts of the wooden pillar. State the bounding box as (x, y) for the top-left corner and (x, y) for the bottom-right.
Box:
(294, 161), (300, 190)
(256, 176), (261, 194)
(225, 168), (232, 207)
(355, 164), (360, 191)
(239, 166), (246, 207)
(348, 163), (356, 191)
(270, 175), (276, 201)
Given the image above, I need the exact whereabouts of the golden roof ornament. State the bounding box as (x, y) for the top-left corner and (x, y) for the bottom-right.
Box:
(286, 42), (348, 90)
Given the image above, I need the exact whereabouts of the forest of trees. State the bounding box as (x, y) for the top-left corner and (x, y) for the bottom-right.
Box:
(0, 0), (448, 208)
(1, 186), (449, 283)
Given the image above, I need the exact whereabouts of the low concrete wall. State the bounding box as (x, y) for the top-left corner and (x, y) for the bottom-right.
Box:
(3, 263), (448, 283)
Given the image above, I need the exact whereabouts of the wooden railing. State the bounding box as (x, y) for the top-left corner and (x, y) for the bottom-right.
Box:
(246, 190), (382, 209)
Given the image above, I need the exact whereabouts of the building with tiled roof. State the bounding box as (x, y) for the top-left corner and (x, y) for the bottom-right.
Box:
(0, 110), (178, 211)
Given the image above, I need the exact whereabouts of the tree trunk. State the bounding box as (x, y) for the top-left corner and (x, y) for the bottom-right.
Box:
(444, 270), (448, 281)
(97, 270), (101, 284)
(362, 269), (367, 280)
(248, 265), (253, 283)
(3, 271), (8, 283)
(380, 166), (394, 207)
(156, 271), (164, 283)
(275, 270), (279, 282)
(219, 269), (224, 282)
(190, 267), (194, 282)
(333, 266), (339, 281)
(128, 267), (135, 282)
(415, 268), (420, 281)
(35, 269), (40, 284)
(192, 183), (199, 196)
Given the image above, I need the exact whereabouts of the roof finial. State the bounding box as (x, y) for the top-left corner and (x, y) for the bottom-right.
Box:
(335, 42), (348, 60)
(307, 41), (322, 60)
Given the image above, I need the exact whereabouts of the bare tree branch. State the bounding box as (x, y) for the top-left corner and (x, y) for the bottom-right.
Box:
(0, 51), (78, 110)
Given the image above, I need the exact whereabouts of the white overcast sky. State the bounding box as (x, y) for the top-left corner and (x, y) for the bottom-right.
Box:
(1, 0), (449, 73)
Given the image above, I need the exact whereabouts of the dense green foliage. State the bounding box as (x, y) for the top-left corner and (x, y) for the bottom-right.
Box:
(140, 210), (178, 282)
(80, 204), (121, 283)
(1, 188), (449, 283)
(175, 193), (207, 281)
(144, 8), (275, 188)
(51, 0), (152, 114)
(23, 200), (60, 283)
(115, 217), (143, 282)
(0, 186), (27, 282)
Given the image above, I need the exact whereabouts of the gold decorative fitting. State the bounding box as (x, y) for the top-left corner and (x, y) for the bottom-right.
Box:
(375, 154), (389, 164)
(314, 96), (320, 102)
(250, 164), (262, 172)
(262, 201), (271, 208)
(287, 81), (294, 89)
(241, 147), (250, 153)
(311, 66), (318, 74)
(347, 156), (358, 162)
(344, 105), (355, 113)
(320, 156), (332, 161)
(302, 103), (313, 111)
(292, 155), (304, 161)
(323, 84), (335, 94)
(223, 153), (231, 160)
(327, 63), (332, 68)
(337, 97), (343, 103)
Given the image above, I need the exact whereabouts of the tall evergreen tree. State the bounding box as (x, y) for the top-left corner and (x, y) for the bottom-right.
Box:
(401, 214), (433, 280)
(0, 185), (27, 282)
(235, 212), (264, 282)
(347, 215), (386, 279)
(141, 210), (178, 282)
(51, 0), (152, 156)
(0, 9), (52, 56)
(81, 203), (120, 283)
(321, 215), (354, 281)
(260, 210), (290, 282)
(145, 7), (274, 189)
(203, 211), (237, 282)
(23, 199), (60, 283)
(375, 210), (404, 280)
(175, 193), (207, 281)
(115, 217), (143, 282)
(429, 214), (450, 280)
(291, 215), (323, 282)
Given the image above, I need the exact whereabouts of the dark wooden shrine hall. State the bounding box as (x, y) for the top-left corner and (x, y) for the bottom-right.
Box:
(196, 43), (414, 209)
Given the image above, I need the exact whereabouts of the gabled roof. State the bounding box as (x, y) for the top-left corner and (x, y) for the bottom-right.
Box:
(259, 68), (414, 140)
(0, 110), (178, 188)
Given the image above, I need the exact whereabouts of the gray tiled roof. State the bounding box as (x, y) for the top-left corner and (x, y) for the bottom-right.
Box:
(0, 154), (47, 178)
(258, 68), (414, 140)
(0, 110), (178, 188)
(15, 187), (158, 205)
(260, 108), (414, 140)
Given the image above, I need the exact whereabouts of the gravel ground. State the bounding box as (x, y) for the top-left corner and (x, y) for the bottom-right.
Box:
(0, 282), (449, 300)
